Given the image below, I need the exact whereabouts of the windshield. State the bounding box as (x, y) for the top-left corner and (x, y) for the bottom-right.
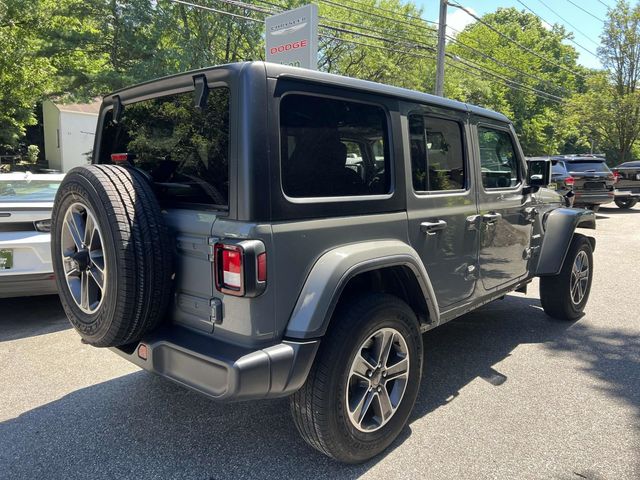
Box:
(0, 179), (61, 202)
(566, 161), (611, 173)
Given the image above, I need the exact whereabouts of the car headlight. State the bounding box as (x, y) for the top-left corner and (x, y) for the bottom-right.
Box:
(34, 219), (51, 232)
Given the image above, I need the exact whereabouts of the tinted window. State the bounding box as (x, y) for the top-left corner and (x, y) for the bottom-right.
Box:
(280, 94), (390, 198)
(566, 161), (611, 173)
(99, 88), (230, 207)
(551, 161), (566, 174)
(0, 179), (61, 202)
(409, 115), (465, 191)
(478, 127), (520, 189)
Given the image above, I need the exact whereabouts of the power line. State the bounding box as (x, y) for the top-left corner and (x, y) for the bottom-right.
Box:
(166, 0), (566, 103)
(337, 0), (439, 26)
(514, 0), (598, 56)
(324, 29), (563, 102)
(446, 34), (567, 91)
(259, 0), (563, 91)
(564, 0), (605, 22)
(314, 0), (438, 35)
(536, 0), (600, 48)
(596, 0), (611, 9)
(448, 54), (564, 102)
(255, 0), (566, 99)
(448, 1), (585, 78)
(168, 0), (262, 23)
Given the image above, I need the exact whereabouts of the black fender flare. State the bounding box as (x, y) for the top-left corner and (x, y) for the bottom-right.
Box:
(535, 208), (596, 276)
(284, 240), (440, 339)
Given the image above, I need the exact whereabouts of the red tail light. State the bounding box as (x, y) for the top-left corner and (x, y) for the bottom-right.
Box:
(564, 176), (575, 187)
(221, 246), (243, 289)
(214, 240), (266, 297)
(613, 171), (620, 183)
(111, 153), (129, 163)
(257, 252), (267, 282)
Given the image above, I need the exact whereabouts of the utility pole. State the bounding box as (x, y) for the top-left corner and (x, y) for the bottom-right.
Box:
(435, 0), (447, 97)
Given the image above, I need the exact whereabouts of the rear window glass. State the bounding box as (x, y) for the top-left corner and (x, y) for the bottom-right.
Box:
(551, 161), (566, 174)
(280, 94), (391, 198)
(0, 179), (61, 202)
(98, 88), (230, 207)
(566, 161), (611, 173)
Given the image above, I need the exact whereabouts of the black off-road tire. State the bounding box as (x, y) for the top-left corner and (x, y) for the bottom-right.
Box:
(51, 165), (173, 347)
(540, 234), (593, 321)
(290, 294), (423, 464)
(614, 198), (638, 209)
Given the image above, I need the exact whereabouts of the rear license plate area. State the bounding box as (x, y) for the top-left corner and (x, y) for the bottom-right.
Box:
(584, 182), (605, 190)
(0, 249), (13, 269)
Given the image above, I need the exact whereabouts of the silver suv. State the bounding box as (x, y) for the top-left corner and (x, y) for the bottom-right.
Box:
(50, 62), (596, 463)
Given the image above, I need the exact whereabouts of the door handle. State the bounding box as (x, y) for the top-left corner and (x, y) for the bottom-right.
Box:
(482, 212), (502, 224)
(420, 220), (448, 235)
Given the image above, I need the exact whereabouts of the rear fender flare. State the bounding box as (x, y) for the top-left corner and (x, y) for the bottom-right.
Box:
(535, 208), (596, 276)
(284, 240), (440, 339)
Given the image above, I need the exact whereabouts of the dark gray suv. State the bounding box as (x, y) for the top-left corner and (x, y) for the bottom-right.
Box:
(50, 62), (596, 463)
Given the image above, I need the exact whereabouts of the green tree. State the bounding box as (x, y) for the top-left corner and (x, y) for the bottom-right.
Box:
(0, 0), (55, 147)
(448, 7), (582, 155)
(596, 0), (640, 163)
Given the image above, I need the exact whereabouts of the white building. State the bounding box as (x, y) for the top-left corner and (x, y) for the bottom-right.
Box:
(42, 99), (100, 172)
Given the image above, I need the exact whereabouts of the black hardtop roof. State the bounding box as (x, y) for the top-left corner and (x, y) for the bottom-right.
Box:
(105, 61), (511, 123)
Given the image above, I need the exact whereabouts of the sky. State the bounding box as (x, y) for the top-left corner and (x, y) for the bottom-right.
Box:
(417, 0), (615, 69)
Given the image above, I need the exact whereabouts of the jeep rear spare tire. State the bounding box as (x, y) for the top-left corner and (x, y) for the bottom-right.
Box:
(51, 165), (172, 347)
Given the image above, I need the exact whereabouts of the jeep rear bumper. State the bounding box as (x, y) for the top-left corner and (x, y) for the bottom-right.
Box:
(110, 326), (319, 402)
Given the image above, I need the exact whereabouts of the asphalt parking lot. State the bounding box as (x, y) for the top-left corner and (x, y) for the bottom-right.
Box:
(1, 206), (639, 480)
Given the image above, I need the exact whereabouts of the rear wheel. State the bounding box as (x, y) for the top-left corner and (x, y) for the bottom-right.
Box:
(51, 165), (173, 347)
(290, 294), (423, 463)
(586, 204), (600, 212)
(614, 198), (638, 209)
(540, 234), (593, 321)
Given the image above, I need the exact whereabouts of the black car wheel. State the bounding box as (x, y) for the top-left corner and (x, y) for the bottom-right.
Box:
(540, 234), (593, 321)
(614, 198), (638, 209)
(290, 293), (423, 463)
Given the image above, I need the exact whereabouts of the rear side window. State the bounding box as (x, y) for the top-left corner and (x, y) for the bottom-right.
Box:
(551, 161), (566, 174)
(280, 94), (391, 198)
(566, 161), (611, 173)
(478, 127), (520, 189)
(98, 88), (230, 207)
(409, 115), (465, 192)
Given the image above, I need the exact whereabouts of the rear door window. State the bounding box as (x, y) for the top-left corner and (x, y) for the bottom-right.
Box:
(98, 88), (230, 208)
(409, 115), (465, 192)
(280, 94), (391, 198)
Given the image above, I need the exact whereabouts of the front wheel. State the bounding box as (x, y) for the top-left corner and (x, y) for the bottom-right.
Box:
(540, 234), (594, 320)
(614, 198), (638, 209)
(290, 294), (423, 463)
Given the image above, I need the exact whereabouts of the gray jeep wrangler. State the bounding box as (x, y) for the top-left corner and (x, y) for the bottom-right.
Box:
(51, 62), (596, 463)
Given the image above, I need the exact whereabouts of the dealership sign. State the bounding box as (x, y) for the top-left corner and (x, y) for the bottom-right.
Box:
(265, 4), (318, 70)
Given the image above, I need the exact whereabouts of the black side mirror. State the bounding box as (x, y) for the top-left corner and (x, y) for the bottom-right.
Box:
(526, 159), (552, 192)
